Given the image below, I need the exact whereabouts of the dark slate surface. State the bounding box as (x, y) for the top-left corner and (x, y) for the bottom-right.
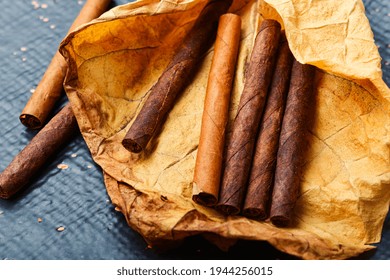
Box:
(0, 0), (388, 260)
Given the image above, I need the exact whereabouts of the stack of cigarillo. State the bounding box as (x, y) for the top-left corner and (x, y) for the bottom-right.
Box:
(189, 17), (316, 227)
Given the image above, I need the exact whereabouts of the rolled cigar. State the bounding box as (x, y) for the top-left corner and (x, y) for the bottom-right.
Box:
(192, 14), (241, 207)
(269, 60), (316, 227)
(20, 0), (112, 129)
(216, 19), (281, 216)
(0, 104), (78, 199)
(242, 32), (294, 220)
(122, 0), (233, 153)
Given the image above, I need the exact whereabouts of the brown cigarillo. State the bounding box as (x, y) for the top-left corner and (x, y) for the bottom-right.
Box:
(20, 0), (112, 129)
(122, 0), (233, 154)
(192, 13), (241, 207)
(216, 19), (281, 216)
(242, 32), (294, 220)
(269, 60), (316, 227)
(0, 104), (78, 199)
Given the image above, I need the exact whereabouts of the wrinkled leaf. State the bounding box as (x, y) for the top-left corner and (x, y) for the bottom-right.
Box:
(60, 0), (390, 259)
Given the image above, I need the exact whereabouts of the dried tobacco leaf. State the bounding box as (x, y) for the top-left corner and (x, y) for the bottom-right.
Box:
(60, 0), (390, 259)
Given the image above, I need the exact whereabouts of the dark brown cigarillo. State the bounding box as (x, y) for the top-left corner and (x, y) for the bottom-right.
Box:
(269, 60), (316, 227)
(122, 0), (233, 154)
(20, 0), (112, 129)
(216, 19), (281, 216)
(0, 104), (78, 199)
(242, 32), (294, 220)
(192, 13), (241, 207)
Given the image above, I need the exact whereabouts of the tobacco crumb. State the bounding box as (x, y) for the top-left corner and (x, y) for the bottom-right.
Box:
(56, 226), (65, 232)
(37, 218), (43, 223)
(57, 163), (69, 170)
(31, 1), (39, 9)
(160, 195), (168, 202)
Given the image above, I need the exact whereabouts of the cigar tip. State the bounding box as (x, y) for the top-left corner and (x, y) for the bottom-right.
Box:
(242, 208), (267, 220)
(215, 204), (240, 216)
(122, 138), (143, 154)
(270, 215), (290, 228)
(221, 13), (241, 21)
(192, 193), (217, 207)
(19, 114), (43, 130)
(259, 19), (281, 31)
(0, 182), (11, 200)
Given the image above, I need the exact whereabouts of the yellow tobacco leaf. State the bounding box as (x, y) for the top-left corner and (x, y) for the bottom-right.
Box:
(60, 0), (390, 259)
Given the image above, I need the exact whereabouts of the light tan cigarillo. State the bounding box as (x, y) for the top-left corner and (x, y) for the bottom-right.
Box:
(192, 13), (241, 207)
(20, 0), (112, 129)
